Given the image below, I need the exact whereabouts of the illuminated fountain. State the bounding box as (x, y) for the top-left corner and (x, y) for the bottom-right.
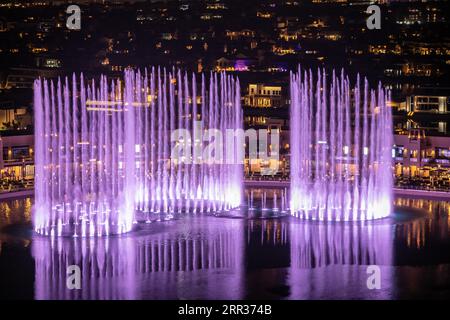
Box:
(255, 190), (288, 213)
(290, 67), (393, 221)
(33, 68), (243, 237)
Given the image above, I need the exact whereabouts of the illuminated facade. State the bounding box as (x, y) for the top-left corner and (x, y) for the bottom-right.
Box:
(406, 95), (449, 113)
(394, 130), (450, 181)
(0, 135), (34, 187)
(244, 84), (286, 108)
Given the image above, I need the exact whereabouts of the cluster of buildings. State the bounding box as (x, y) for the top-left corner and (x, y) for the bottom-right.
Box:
(243, 83), (450, 191)
(0, 1), (448, 83)
(0, 0), (448, 192)
(1, 79), (448, 192)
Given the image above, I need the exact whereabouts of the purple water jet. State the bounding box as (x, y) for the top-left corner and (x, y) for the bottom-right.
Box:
(33, 68), (243, 237)
(289, 67), (393, 221)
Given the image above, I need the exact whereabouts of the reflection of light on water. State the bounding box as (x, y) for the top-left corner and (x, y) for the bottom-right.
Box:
(136, 227), (240, 272)
(247, 219), (288, 245)
(33, 236), (137, 300)
(32, 218), (244, 299)
(289, 221), (393, 268)
(396, 216), (449, 250)
(403, 220), (426, 249)
(394, 197), (449, 249)
(288, 220), (393, 299)
(0, 197), (33, 227)
(1, 196), (444, 299)
(24, 198), (32, 220)
(394, 197), (449, 215)
(0, 202), (11, 224)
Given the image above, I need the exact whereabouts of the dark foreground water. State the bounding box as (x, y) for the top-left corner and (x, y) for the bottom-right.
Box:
(0, 197), (449, 300)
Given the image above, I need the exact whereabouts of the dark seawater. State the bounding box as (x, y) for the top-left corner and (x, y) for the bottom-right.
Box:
(0, 196), (449, 300)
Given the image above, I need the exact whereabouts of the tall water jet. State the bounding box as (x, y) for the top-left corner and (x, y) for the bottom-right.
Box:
(289, 67), (393, 221)
(33, 68), (243, 237)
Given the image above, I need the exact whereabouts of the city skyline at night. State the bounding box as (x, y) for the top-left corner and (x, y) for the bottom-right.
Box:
(0, 0), (449, 307)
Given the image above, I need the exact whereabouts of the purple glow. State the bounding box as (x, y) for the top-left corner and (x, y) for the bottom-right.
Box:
(288, 220), (393, 299)
(32, 217), (245, 299)
(233, 60), (249, 72)
(33, 68), (243, 237)
(31, 216), (394, 299)
(289, 67), (393, 221)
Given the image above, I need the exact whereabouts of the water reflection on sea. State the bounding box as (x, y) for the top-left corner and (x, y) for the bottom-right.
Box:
(0, 196), (449, 299)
